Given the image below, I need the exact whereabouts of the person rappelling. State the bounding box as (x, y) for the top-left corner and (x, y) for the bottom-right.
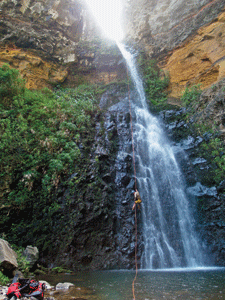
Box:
(132, 189), (142, 210)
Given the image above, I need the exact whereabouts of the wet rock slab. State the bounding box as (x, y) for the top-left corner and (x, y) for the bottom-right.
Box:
(46, 285), (100, 300)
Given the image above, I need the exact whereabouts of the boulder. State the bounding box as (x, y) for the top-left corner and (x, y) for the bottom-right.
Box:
(55, 282), (74, 290)
(217, 180), (225, 193)
(187, 182), (217, 197)
(0, 286), (8, 300)
(39, 280), (54, 290)
(0, 239), (18, 272)
(23, 246), (39, 269)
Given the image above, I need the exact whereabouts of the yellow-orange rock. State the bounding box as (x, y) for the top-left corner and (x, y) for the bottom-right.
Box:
(0, 47), (68, 89)
(163, 11), (225, 100)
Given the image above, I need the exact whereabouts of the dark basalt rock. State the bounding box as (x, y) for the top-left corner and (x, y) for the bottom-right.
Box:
(160, 89), (225, 266)
(217, 180), (225, 193)
(48, 80), (225, 269)
(47, 87), (140, 271)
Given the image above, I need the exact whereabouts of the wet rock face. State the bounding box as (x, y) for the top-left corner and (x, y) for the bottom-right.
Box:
(106, 97), (143, 269)
(190, 78), (225, 136)
(0, 0), (224, 270)
(159, 89), (225, 266)
(53, 86), (141, 271)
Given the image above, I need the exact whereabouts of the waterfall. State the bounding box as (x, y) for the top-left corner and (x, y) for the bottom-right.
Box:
(117, 42), (205, 269)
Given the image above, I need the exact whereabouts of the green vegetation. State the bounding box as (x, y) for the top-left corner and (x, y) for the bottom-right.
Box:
(2, 58), (223, 271)
(0, 64), (103, 252)
(0, 64), (25, 109)
(12, 246), (30, 277)
(179, 83), (225, 185)
(0, 245), (37, 285)
(0, 271), (10, 285)
(138, 57), (169, 109)
(181, 84), (202, 108)
(199, 135), (225, 185)
(51, 266), (72, 274)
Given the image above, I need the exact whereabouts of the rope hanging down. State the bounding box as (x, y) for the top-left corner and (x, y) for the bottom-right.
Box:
(126, 66), (137, 191)
(126, 65), (138, 300)
(132, 205), (138, 300)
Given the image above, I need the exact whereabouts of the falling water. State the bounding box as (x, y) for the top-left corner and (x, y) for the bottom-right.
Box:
(117, 43), (205, 269)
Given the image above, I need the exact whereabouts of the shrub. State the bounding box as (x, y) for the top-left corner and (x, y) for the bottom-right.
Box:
(0, 271), (10, 285)
(12, 246), (30, 277)
(200, 136), (225, 185)
(138, 58), (169, 107)
(0, 64), (25, 109)
(0, 66), (101, 250)
(181, 85), (202, 107)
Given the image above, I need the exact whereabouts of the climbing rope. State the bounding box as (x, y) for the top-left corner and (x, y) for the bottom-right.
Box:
(126, 66), (137, 191)
(132, 205), (138, 300)
(126, 65), (138, 300)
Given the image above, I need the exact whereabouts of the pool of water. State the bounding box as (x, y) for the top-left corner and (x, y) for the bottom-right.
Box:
(41, 267), (225, 300)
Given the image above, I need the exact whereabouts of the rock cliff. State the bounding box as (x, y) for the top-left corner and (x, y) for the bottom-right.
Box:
(125, 0), (225, 54)
(125, 0), (225, 99)
(162, 11), (225, 100)
(0, 0), (225, 269)
(0, 0), (125, 89)
(1, 0), (225, 97)
(160, 80), (225, 266)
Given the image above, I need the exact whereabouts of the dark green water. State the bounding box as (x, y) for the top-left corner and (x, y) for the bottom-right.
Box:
(41, 267), (225, 300)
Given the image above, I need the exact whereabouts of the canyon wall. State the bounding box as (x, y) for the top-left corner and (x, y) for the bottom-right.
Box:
(0, 0), (225, 269)
(1, 0), (225, 97)
(125, 0), (225, 100)
(0, 0), (125, 89)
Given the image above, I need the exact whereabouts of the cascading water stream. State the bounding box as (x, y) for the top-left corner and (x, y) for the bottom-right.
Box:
(117, 42), (206, 269)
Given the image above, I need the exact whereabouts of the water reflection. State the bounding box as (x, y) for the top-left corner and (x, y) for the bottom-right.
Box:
(41, 268), (225, 300)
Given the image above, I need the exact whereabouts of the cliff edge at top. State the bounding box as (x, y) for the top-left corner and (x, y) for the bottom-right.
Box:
(0, 0), (225, 97)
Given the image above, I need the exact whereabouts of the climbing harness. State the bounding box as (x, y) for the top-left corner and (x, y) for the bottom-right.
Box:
(135, 199), (142, 204)
(126, 65), (138, 300)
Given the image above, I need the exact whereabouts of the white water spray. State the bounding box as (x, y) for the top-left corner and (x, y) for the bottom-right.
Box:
(85, 0), (124, 41)
(83, 0), (206, 269)
(118, 42), (205, 269)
